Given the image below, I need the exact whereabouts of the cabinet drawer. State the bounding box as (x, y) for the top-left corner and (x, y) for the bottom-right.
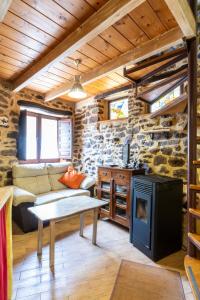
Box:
(113, 172), (130, 185)
(99, 169), (111, 182)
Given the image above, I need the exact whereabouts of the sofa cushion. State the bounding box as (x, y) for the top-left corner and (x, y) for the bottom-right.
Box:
(35, 192), (64, 206)
(12, 163), (47, 178)
(14, 177), (38, 195)
(14, 175), (51, 195)
(13, 186), (36, 207)
(47, 162), (72, 175)
(57, 189), (90, 198)
(36, 175), (51, 194)
(59, 171), (86, 189)
(80, 176), (96, 189)
(48, 173), (67, 191)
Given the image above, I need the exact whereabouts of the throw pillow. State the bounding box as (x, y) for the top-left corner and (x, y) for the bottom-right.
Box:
(59, 168), (86, 189)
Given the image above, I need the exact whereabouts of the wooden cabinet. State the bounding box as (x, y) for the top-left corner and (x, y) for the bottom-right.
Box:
(97, 166), (145, 228)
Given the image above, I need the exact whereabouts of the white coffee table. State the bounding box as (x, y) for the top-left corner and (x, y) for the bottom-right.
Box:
(28, 196), (107, 268)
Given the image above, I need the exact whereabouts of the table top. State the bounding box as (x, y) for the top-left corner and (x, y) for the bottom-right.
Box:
(28, 196), (107, 222)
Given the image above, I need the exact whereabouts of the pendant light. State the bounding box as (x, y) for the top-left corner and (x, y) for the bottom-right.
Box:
(68, 59), (87, 99)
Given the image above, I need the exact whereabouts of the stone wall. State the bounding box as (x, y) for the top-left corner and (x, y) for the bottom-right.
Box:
(73, 91), (187, 187)
(0, 80), (74, 186)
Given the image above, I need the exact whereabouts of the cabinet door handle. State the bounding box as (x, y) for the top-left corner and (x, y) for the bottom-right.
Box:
(119, 174), (125, 179)
(102, 172), (107, 176)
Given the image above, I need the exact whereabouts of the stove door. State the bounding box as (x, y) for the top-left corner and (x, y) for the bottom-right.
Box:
(133, 191), (152, 249)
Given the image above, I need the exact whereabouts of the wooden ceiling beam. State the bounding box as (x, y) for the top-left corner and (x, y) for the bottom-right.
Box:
(0, 0), (12, 22)
(164, 0), (196, 38)
(45, 27), (183, 101)
(12, 0), (146, 92)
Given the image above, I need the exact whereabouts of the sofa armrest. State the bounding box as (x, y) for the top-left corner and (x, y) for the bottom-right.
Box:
(80, 176), (96, 190)
(13, 186), (36, 207)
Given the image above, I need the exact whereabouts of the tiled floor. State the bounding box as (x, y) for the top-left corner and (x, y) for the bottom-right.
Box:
(12, 214), (194, 300)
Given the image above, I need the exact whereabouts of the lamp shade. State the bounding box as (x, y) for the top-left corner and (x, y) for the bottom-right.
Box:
(68, 75), (86, 99)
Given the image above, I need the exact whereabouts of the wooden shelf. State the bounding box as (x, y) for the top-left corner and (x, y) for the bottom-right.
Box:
(115, 192), (127, 198)
(190, 184), (200, 191)
(150, 94), (187, 119)
(189, 208), (200, 218)
(184, 255), (200, 299)
(116, 203), (127, 210)
(188, 233), (200, 251)
(100, 188), (111, 193)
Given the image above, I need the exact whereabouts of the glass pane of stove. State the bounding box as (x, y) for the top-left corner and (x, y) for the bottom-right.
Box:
(136, 197), (148, 224)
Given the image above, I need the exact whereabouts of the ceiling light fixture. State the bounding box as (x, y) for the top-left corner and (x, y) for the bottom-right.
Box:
(68, 59), (87, 99)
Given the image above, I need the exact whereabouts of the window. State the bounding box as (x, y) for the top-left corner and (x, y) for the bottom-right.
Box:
(150, 86), (181, 113)
(18, 111), (72, 162)
(109, 98), (128, 120)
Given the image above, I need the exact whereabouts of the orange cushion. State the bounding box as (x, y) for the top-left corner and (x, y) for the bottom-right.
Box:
(59, 170), (86, 189)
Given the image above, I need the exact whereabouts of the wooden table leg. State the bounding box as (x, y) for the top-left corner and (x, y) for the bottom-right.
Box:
(92, 208), (98, 245)
(50, 220), (55, 268)
(37, 219), (43, 256)
(80, 213), (84, 237)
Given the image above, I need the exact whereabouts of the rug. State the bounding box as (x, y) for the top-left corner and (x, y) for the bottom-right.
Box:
(110, 260), (185, 300)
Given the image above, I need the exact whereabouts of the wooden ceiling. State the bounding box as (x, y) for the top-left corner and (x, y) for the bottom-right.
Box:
(0, 0), (196, 102)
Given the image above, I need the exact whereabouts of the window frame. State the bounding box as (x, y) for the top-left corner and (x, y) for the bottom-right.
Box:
(19, 111), (72, 164)
(108, 97), (129, 120)
(150, 84), (184, 113)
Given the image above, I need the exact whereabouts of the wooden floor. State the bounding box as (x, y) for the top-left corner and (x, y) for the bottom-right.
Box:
(12, 214), (194, 300)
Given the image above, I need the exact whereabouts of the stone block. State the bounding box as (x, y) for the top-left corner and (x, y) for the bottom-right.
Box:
(168, 157), (185, 167)
(153, 155), (167, 166)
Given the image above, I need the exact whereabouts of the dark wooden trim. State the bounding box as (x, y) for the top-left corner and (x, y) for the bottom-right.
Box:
(144, 64), (188, 84)
(94, 84), (133, 100)
(17, 100), (73, 116)
(124, 47), (187, 75)
(137, 69), (188, 99)
(124, 64), (188, 87)
(144, 75), (188, 104)
(132, 52), (187, 85)
(187, 0), (197, 257)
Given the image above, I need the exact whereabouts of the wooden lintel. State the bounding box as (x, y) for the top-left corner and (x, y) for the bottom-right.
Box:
(0, 0), (12, 22)
(95, 84), (133, 100)
(45, 27), (183, 101)
(12, 0), (146, 92)
(164, 0), (196, 38)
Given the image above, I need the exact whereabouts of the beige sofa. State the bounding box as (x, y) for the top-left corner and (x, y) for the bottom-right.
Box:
(12, 162), (96, 232)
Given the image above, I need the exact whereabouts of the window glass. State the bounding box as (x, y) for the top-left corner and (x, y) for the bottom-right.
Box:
(109, 98), (128, 120)
(26, 116), (37, 160)
(151, 86), (181, 113)
(40, 118), (59, 159)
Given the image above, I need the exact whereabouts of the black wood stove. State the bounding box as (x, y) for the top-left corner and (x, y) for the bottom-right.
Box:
(130, 175), (183, 261)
